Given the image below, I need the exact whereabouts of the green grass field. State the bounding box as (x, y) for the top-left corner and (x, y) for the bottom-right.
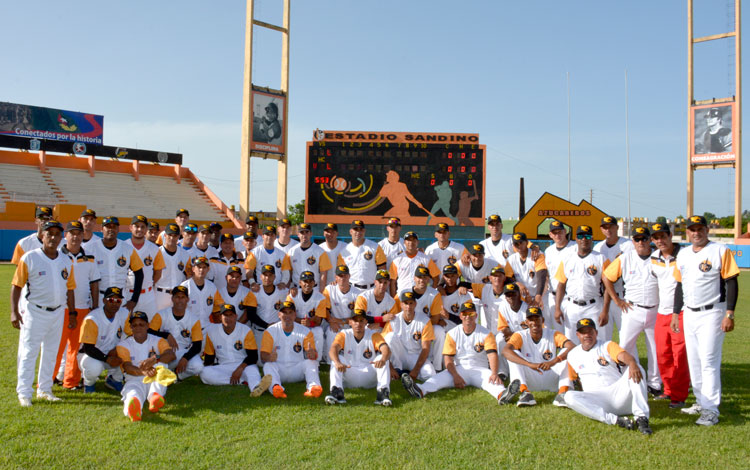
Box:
(1, 264), (748, 469)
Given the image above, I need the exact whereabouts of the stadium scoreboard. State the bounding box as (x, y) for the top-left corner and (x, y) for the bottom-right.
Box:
(305, 131), (486, 227)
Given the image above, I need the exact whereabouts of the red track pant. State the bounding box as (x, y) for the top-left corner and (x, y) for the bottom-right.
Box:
(54, 309), (89, 389)
(654, 312), (690, 402)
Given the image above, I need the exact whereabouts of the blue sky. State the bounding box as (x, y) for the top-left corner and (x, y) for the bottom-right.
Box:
(2, 0), (746, 220)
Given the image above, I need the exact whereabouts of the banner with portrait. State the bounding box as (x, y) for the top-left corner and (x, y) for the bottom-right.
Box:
(250, 87), (285, 155)
(690, 102), (736, 164)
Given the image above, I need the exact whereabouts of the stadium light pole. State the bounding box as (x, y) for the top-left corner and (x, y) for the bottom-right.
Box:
(625, 68), (631, 237)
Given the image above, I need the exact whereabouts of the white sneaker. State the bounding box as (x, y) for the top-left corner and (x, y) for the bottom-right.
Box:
(18, 396), (32, 407)
(680, 403), (702, 415)
(695, 410), (719, 426)
(36, 390), (61, 402)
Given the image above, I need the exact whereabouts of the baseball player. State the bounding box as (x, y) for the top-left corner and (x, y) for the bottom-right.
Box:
(554, 225), (611, 343)
(236, 230), (258, 258)
(154, 222), (192, 310)
(603, 226), (662, 395)
(234, 215), (260, 253)
(479, 214), (514, 262)
(146, 221), (160, 245)
(89, 216), (145, 310)
(286, 271), (328, 356)
(338, 220), (387, 289)
(321, 265), (363, 360)
(178, 223), (199, 254)
(54, 221), (101, 390)
(326, 309), (393, 406)
(318, 223), (346, 286)
(77, 287), (130, 393)
(506, 232), (547, 308)
(11, 205), (52, 265)
(388, 231), (439, 295)
(180, 256), (218, 329)
(424, 223), (468, 281)
(673, 215), (739, 426)
(259, 301), (323, 399)
(354, 270), (399, 331)
(378, 217), (405, 270)
(193, 224), (219, 259)
(79, 208), (101, 251)
(501, 307), (574, 407)
(207, 232), (244, 294)
(405, 266), (447, 371)
(563, 318), (653, 435)
(649, 222), (690, 408)
(438, 265), (474, 330)
(207, 222), (223, 252)
(274, 217), (299, 254)
(402, 301), (510, 404)
(287, 223), (331, 290)
(543, 219), (576, 333)
(125, 215), (164, 315)
(214, 266), (257, 326)
(155, 208), (190, 245)
(200, 304), (271, 396)
(11, 220), (76, 406)
(383, 291), (437, 386)
(494, 282), (530, 379)
(246, 265), (289, 347)
(148, 286), (204, 380)
(593, 215), (634, 339)
(470, 265), (510, 332)
(457, 243), (501, 284)
(115, 311), (177, 422)
(245, 225), (292, 289)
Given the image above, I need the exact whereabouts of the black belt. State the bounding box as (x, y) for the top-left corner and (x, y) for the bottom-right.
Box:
(155, 287), (170, 293)
(354, 283), (374, 289)
(549, 290), (556, 295)
(33, 303), (61, 312)
(687, 304), (714, 312)
(627, 301), (657, 309)
(567, 297), (596, 307)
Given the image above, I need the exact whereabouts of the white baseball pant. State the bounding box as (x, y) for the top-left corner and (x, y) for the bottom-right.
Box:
(78, 353), (124, 386)
(329, 355), (390, 391)
(431, 324), (446, 371)
(130, 288), (156, 316)
(200, 362), (262, 390)
(494, 334), (511, 377)
(262, 360), (321, 391)
(618, 304), (662, 390)
(683, 306), (726, 413)
(508, 359), (571, 392)
(384, 332), (437, 380)
(545, 292), (565, 333)
(600, 295), (623, 342)
(154, 289), (173, 311)
(121, 373), (167, 416)
(420, 365), (506, 399)
(564, 365), (650, 424)
(563, 300), (602, 345)
(167, 355), (204, 380)
(16, 304), (65, 398)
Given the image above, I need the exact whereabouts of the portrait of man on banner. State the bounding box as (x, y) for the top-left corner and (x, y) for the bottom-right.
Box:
(251, 89), (285, 154)
(693, 104), (732, 155)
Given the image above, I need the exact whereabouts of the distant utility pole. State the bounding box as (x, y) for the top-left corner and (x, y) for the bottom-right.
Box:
(589, 189), (593, 203)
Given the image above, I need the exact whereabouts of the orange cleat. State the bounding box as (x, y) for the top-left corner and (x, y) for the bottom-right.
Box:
(127, 398), (142, 422)
(272, 385), (287, 399)
(148, 393), (165, 413)
(304, 385), (323, 398)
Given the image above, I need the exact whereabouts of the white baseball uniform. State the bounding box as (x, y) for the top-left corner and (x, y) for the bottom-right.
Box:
(208, 251), (245, 292)
(287, 243), (332, 287)
(150, 308), (204, 380)
(154, 246), (191, 310)
(89, 239), (144, 305)
(472, 284), (507, 333)
(456, 258), (500, 284)
(338, 240), (387, 288)
(274, 237), (300, 255)
(593, 237), (634, 337)
(544, 241), (576, 332)
(124, 239), (164, 315)
(382, 311), (437, 380)
(480, 234), (514, 262)
(77, 306), (130, 386)
(318, 240), (346, 286)
(397, 286), (446, 371)
(425, 240), (467, 277)
(330, 329), (390, 391)
(555, 251), (609, 342)
(506, 251), (548, 302)
(506, 328), (571, 392)
(180, 277), (218, 330)
(378, 237), (405, 270)
(115, 334), (171, 416)
(287, 289), (328, 359)
(495, 300), (530, 377)
(245, 246), (292, 286)
(200, 322), (262, 391)
(260, 322), (321, 392)
(389, 252), (439, 293)
(354, 288), (399, 331)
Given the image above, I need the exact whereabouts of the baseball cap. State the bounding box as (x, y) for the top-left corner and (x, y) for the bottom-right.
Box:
(351, 220), (365, 229)
(526, 307), (543, 318)
(469, 243), (485, 255)
(184, 223), (198, 233)
(104, 287), (124, 299)
(503, 283), (519, 295)
(128, 311), (149, 323)
(42, 220), (64, 232)
(220, 304), (236, 315)
(414, 266), (431, 278)
(548, 219), (565, 232)
(335, 265), (350, 276)
(400, 291), (416, 303)
(600, 215), (617, 226)
(35, 206), (53, 218)
(435, 223), (450, 232)
(262, 225), (277, 235)
(352, 308), (367, 319)
(323, 222), (338, 232)
(490, 265), (506, 277)
(165, 223), (181, 235)
(102, 216), (120, 226)
(687, 215), (707, 228)
(298, 223), (312, 232)
(80, 208), (96, 218)
(512, 232), (528, 243)
(209, 222), (222, 232)
(487, 214), (502, 224)
(176, 208), (190, 217)
(261, 264), (276, 274)
(279, 300), (296, 312)
(198, 224), (211, 233)
(403, 231), (418, 240)
(705, 107), (720, 118)
(266, 102), (279, 113)
(278, 218), (292, 227)
(243, 231), (256, 240)
(148, 221), (160, 231)
(631, 226), (650, 239)
(443, 264), (458, 275)
(245, 215), (259, 224)
(576, 318), (596, 331)
(459, 301), (477, 314)
(193, 256), (209, 266)
(375, 269), (390, 281)
(226, 266), (242, 276)
(576, 225), (593, 236)
(300, 271), (315, 281)
(220, 233), (234, 242)
(131, 215), (148, 225)
(66, 221), (83, 232)
(650, 223), (670, 235)
(386, 217), (401, 226)
(171, 285), (189, 296)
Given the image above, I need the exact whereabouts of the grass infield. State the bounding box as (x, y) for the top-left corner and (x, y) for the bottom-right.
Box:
(0, 264), (748, 469)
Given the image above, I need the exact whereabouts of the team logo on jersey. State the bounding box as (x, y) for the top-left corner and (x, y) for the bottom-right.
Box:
(180, 328), (190, 339)
(307, 256), (316, 265)
(699, 260), (712, 273)
(293, 341), (302, 353)
(597, 356), (609, 367)
(234, 340), (243, 351)
(117, 256), (127, 267)
(307, 310), (315, 318)
(422, 306), (429, 314)
(586, 265), (598, 276)
(543, 350), (553, 360)
(529, 270), (535, 279)
(148, 348), (157, 358)
(116, 327), (123, 339)
(447, 255), (457, 265)
(144, 255), (153, 267)
(60, 267), (69, 280)
(412, 331), (422, 341)
(473, 342), (484, 353)
(178, 261), (185, 272)
(274, 301), (283, 311)
(275, 260), (282, 268)
(364, 251), (373, 261)
(481, 276), (490, 283)
(363, 348), (373, 359)
(207, 295), (213, 306)
(348, 302), (355, 312)
(502, 250), (509, 258)
(451, 304), (459, 313)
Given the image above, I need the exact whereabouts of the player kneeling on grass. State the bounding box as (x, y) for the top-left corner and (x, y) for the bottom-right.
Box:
(326, 309), (392, 406)
(563, 318), (653, 435)
(260, 301), (323, 399)
(200, 304), (272, 397)
(148, 286), (204, 381)
(115, 311), (176, 422)
(402, 302), (511, 404)
(500, 307), (574, 407)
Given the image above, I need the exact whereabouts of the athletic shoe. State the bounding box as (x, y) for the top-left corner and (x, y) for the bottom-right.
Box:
(18, 396), (32, 407)
(616, 416), (635, 430)
(127, 398), (142, 422)
(669, 401), (686, 409)
(401, 373), (422, 399)
(105, 376), (124, 392)
(516, 391), (536, 407)
(636, 416), (653, 435)
(552, 393), (567, 408)
(83, 385), (96, 394)
(250, 375), (273, 397)
(304, 385), (323, 398)
(36, 390), (61, 402)
(695, 410), (719, 426)
(653, 393), (670, 401)
(272, 384), (287, 399)
(324, 386), (346, 405)
(647, 385), (663, 397)
(498, 379), (521, 405)
(53, 377), (63, 386)
(681, 403), (702, 415)
(148, 393), (165, 413)
(374, 388), (392, 407)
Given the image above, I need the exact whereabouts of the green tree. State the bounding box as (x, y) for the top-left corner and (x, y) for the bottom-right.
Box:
(287, 199), (305, 225)
(656, 216), (667, 225)
(703, 211), (717, 221)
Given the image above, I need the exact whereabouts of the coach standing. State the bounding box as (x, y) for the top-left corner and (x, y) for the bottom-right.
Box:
(11, 221), (76, 407)
(674, 215), (739, 426)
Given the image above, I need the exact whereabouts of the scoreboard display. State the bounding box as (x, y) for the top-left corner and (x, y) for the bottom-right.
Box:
(305, 131), (486, 227)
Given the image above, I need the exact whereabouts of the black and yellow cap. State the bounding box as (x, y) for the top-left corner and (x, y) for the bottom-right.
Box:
(443, 264), (458, 275)
(459, 301), (477, 314)
(335, 265), (350, 275)
(487, 214), (502, 223)
(176, 208), (190, 217)
(131, 215), (148, 225)
(35, 206), (53, 218)
(352, 308), (367, 318)
(324, 222), (339, 231)
(435, 223), (450, 232)
(400, 291), (416, 302)
(631, 226), (650, 238)
(171, 285), (189, 296)
(243, 231), (256, 239)
(209, 222), (223, 232)
(687, 215), (707, 228)
(298, 223), (312, 231)
(386, 217), (401, 226)
(650, 223), (670, 235)
(226, 266), (242, 276)
(80, 208), (96, 218)
(351, 219), (365, 229)
(128, 311), (149, 323)
(66, 221), (83, 232)
(576, 318), (596, 331)
(375, 269), (390, 280)
(220, 233), (234, 242)
(198, 223), (211, 233)
(600, 215), (617, 226)
(245, 215), (259, 224)
(403, 231), (418, 240)
(220, 304), (236, 315)
(490, 265), (506, 276)
(104, 286), (124, 299)
(512, 232), (527, 243)
(166, 223), (181, 235)
(102, 216), (120, 226)
(148, 221), (160, 230)
(262, 225), (277, 235)
(42, 220), (64, 232)
(261, 264), (275, 274)
(469, 244), (485, 255)
(193, 256), (209, 266)
(300, 271), (315, 281)
(576, 225), (593, 236)
(503, 282), (519, 295)
(414, 266), (431, 278)
(279, 300), (296, 311)
(526, 307), (543, 318)
(278, 218), (292, 226)
(549, 219), (565, 232)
